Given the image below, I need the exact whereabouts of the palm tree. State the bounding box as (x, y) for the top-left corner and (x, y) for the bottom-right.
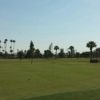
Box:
(10, 40), (13, 45)
(86, 41), (97, 59)
(68, 46), (75, 57)
(10, 40), (16, 54)
(10, 46), (13, 54)
(54, 45), (59, 56)
(2, 49), (5, 53)
(12, 40), (16, 54)
(10, 40), (13, 54)
(4, 39), (8, 54)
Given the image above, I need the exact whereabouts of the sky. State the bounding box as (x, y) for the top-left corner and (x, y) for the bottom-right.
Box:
(0, 0), (100, 53)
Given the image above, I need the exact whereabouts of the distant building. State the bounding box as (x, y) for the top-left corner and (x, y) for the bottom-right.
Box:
(93, 48), (100, 59)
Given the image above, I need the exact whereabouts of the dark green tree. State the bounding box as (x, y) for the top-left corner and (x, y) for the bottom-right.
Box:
(34, 49), (42, 58)
(26, 41), (35, 63)
(44, 50), (53, 58)
(58, 49), (65, 58)
(75, 52), (80, 58)
(30, 41), (34, 50)
(80, 52), (90, 58)
(17, 50), (24, 60)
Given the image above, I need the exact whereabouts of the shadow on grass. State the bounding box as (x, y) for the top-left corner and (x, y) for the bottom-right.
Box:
(23, 88), (100, 100)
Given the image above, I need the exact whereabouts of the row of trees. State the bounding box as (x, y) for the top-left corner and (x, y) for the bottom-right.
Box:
(0, 39), (99, 60)
(17, 40), (99, 60)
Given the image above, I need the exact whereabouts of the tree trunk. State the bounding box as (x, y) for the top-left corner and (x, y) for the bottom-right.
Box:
(90, 49), (92, 60)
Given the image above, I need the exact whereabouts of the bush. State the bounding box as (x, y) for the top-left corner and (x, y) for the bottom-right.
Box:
(90, 59), (98, 63)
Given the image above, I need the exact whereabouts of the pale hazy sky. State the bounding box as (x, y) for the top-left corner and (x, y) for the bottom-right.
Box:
(0, 0), (100, 53)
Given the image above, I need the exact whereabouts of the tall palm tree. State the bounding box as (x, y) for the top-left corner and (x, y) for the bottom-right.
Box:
(2, 49), (5, 53)
(10, 40), (13, 54)
(54, 45), (59, 56)
(10, 40), (16, 54)
(68, 46), (74, 57)
(4, 39), (8, 54)
(12, 40), (16, 54)
(10, 40), (13, 45)
(10, 46), (13, 54)
(86, 41), (97, 59)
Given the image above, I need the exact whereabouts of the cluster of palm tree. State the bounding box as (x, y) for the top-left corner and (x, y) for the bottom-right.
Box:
(51, 41), (100, 60)
(0, 39), (16, 54)
(53, 45), (76, 57)
(50, 41), (98, 59)
(53, 41), (97, 59)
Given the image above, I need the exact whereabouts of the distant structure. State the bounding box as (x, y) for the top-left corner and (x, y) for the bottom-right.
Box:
(92, 48), (100, 62)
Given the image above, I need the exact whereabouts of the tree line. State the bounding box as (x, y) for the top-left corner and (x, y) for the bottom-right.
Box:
(0, 39), (100, 60)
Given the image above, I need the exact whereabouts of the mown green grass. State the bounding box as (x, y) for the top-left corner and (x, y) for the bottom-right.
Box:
(0, 58), (100, 100)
